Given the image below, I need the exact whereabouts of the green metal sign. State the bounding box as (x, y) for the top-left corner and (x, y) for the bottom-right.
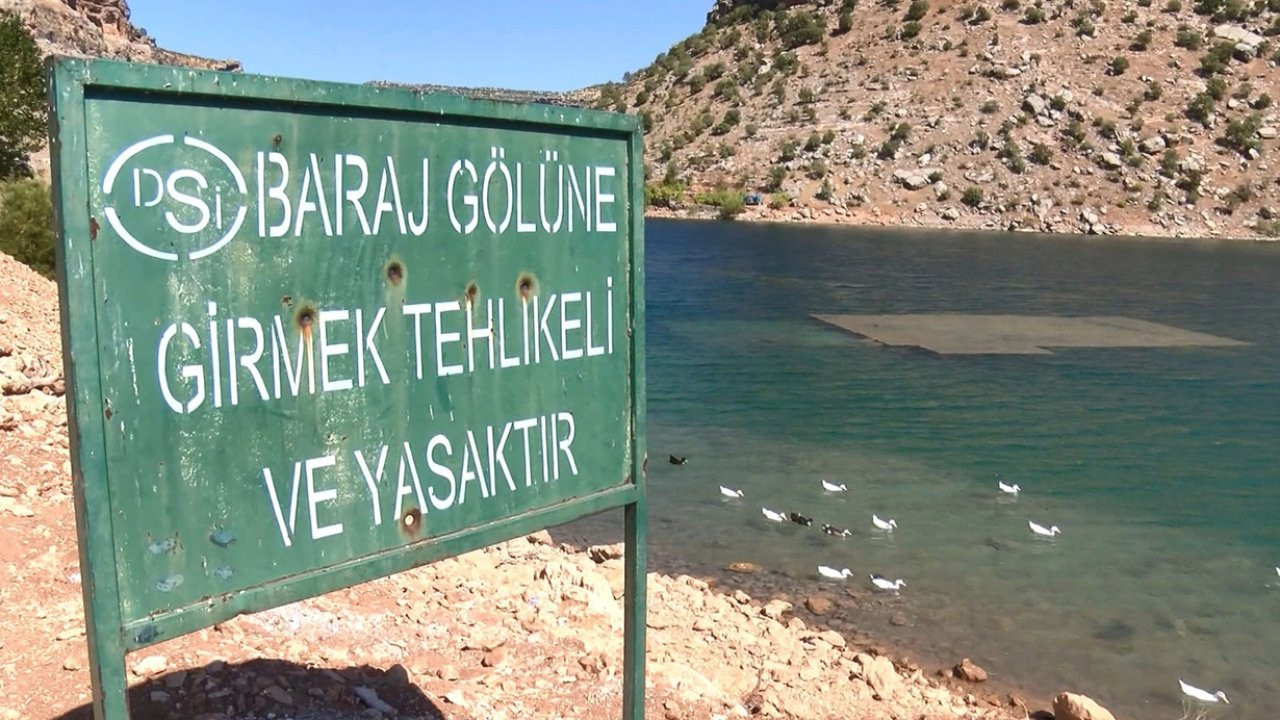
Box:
(49, 58), (646, 718)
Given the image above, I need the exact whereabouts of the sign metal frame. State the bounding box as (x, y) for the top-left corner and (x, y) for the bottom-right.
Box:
(48, 58), (647, 719)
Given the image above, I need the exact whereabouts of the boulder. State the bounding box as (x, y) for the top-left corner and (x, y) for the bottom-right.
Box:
(726, 561), (760, 574)
(1053, 692), (1117, 720)
(1259, 126), (1278, 140)
(1023, 93), (1048, 116)
(953, 658), (988, 682)
(761, 599), (792, 620)
(862, 655), (902, 698)
(1214, 24), (1264, 52)
(893, 169), (931, 190)
(1099, 152), (1124, 170)
(804, 595), (834, 614)
(1140, 135), (1167, 154)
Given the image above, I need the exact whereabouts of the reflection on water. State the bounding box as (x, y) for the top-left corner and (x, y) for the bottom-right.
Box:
(569, 220), (1280, 720)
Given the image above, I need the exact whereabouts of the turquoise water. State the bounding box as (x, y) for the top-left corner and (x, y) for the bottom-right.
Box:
(602, 219), (1280, 719)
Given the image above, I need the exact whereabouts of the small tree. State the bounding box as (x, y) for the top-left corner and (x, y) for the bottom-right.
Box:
(0, 179), (56, 276)
(0, 11), (46, 180)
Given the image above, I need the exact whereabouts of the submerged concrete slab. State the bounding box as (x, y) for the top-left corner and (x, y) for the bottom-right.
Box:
(812, 314), (1248, 355)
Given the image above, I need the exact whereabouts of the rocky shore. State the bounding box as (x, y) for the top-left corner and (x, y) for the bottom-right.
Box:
(644, 203), (1276, 242)
(0, 250), (1123, 719)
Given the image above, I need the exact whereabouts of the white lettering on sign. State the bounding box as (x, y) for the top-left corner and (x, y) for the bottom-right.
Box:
(260, 411), (580, 547)
(153, 277), (617, 414)
(102, 137), (623, 261)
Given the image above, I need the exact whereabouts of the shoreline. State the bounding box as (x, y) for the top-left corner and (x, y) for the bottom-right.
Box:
(646, 204), (1280, 244)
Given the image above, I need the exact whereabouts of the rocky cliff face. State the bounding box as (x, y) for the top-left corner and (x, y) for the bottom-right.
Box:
(0, 0), (240, 71)
(614, 0), (1280, 240)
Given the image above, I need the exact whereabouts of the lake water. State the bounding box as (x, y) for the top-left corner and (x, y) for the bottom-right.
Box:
(570, 218), (1280, 719)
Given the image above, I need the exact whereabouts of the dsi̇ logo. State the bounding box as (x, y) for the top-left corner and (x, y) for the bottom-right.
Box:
(101, 135), (249, 261)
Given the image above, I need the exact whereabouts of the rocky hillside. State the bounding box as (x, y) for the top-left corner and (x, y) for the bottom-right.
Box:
(1, 0), (239, 70)
(609, 0), (1280, 238)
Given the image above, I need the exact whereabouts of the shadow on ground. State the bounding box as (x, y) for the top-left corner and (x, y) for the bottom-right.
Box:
(51, 658), (446, 720)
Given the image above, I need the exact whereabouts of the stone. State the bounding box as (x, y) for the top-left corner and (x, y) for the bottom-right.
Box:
(1214, 23), (1264, 49)
(62, 656), (82, 671)
(1099, 152), (1123, 170)
(863, 655), (901, 698)
(130, 654), (167, 678)
(726, 561), (760, 574)
(953, 658), (988, 682)
(761, 599), (792, 620)
(933, 182), (949, 200)
(1023, 93), (1048, 116)
(942, 207), (961, 221)
(262, 685), (293, 705)
(1259, 126), (1278, 140)
(482, 646), (508, 667)
(1140, 135), (1167, 154)
(892, 169), (931, 190)
(817, 630), (846, 648)
(804, 595), (833, 615)
(1053, 692), (1117, 720)
(588, 543), (624, 563)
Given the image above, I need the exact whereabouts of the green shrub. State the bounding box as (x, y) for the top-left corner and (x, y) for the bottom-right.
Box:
(1199, 42), (1234, 74)
(768, 192), (790, 209)
(1143, 81), (1164, 101)
(1166, 0), (1183, 9)
(1175, 26), (1204, 49)
(1186, 93), (1216, 124)
(980, 99), (1000, 113)
(1206, 76), (1227, 100)
(779, 139), (799, 161)
(837, 9), (855, 33)
(0, 179), (57, 277)
(900, 20), (923, 38)
(799, 86), (817, 103)
(816, 177), (834, 200)
(1130, 29), (1154, 50)
(974, 5), (994, 21)
(1220, 113), (1262, 154)
(1109, 56), (1131, 75)
(1030, 142), (1054, 164)
(962, 186), (984, 207)
(906, 0), (931, 19)
(804, 132), (822, 152)
(1023, 6), (1047, 22)
(767, 165), (789, 191)
(1253, 93), (1273, 109)
(779, 10), (827, 48)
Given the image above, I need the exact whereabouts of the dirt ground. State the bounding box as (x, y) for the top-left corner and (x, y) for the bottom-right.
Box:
(0, 251), (1034, 720)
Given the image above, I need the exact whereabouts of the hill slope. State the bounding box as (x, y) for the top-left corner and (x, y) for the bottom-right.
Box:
(608, 0), (1280, 238)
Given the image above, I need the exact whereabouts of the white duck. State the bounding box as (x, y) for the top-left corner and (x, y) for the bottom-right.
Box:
(998, 480), (1021, 496)
(761, 507), (785, 522)
(872, 514), (898, 531)
(818, 565), (853, 580)
(821, 479), (848, 493)
(719, 486), (744, 498)
(1179, 679), (1229, 704)
(1028, 520), (1061, 537)
(870, 574), (905, 591)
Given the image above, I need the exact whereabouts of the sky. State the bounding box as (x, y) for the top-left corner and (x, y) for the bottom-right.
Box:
(127, 1), (711, 92)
